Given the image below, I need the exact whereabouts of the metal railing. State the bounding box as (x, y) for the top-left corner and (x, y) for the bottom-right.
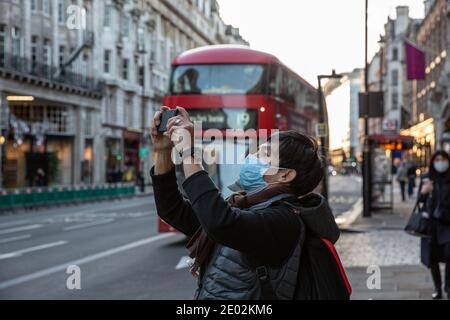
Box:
(0, 183), (136, 211)
(0, 52), (103, 94)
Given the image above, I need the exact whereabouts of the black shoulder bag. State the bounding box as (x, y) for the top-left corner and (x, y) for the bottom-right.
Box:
(404, 200), (432, 237)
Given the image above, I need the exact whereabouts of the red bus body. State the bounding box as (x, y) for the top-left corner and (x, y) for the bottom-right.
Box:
(158, 45), (318, 233)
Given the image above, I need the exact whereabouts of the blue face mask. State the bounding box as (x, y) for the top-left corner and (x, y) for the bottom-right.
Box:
(239, 154), (270, 192)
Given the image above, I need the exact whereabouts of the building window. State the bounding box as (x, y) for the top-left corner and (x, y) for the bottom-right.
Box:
(59, 45), (65, 67)
(31, 0), (38, 12)
(137, 27), (145, 52)
(68, 47), (74, 71)
(43, 0), (50, 16)
(160, 40), (166, 67)
(104, 49), (111, 73)
(392, 92), (398, 110)
(391, 69), (399, 86)
(58, 0), (66, 23)
(125, 97), (133, 127)
(122, 58), (129, 80)
(31, 36), (39, 73)
(392, 48), (398, 61)
(104, 4), (112, 28)
(43, 39), (51, 65)
(11, 27), (21, 57)
(0, 25), (6, 67)
(85, 110), (93, 136)
(81, 53), (89, 78)
(121, 16), (130, 37)
(43, 39), (51, 76)
(138, 66), (144, 86)
(47, 106), (69, 133)
(107, 93), (116, 124)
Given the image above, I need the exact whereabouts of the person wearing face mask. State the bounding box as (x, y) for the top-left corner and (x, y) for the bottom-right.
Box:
(150, 107), (347, 300)
(419, 150), (450, 299)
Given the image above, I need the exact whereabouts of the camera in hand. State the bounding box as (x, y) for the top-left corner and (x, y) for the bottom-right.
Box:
(157, 109), (179, 133)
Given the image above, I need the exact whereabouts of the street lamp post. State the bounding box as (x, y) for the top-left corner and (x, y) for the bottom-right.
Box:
(137, 23), (147, 193)
(362, 0), (372, 217)
(317, 70), (343, 199)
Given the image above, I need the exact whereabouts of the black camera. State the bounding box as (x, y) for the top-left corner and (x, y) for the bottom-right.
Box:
(157, 109), (179, 133)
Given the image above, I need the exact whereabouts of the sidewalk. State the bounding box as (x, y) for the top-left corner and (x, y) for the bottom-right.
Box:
(335, 189), (438, 300)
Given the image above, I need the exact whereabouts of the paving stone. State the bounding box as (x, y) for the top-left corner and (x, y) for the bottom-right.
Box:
(336, 191), (437, 300)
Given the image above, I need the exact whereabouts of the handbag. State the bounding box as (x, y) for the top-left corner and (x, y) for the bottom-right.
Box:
(404, 200), (432, 237)
(432, 181), (450, 224)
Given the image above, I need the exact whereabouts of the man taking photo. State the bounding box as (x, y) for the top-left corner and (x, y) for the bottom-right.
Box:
(150, 106), (349, 300)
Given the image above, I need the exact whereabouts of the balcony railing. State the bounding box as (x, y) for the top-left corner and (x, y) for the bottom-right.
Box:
(0, 53), (103, 95)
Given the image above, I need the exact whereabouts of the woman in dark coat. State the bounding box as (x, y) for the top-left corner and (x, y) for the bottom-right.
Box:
(420, 150), (450, 299)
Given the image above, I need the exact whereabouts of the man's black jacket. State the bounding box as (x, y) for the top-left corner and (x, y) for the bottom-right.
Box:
(151, 167), (339, 266)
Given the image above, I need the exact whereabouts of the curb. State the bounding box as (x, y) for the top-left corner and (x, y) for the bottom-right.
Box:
(0, 192), (154, 215)
(335, 197), (363, 229)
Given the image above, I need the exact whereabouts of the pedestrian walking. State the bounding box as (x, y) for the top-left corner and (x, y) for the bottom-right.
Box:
(407, 159), (417, 199)
(397, 161), (408, 202)
(150, 106), (350, 300)
(419, 150), (450, 299)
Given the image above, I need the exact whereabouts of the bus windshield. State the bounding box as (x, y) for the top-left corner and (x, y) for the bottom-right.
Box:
(170, 64), (267, 95)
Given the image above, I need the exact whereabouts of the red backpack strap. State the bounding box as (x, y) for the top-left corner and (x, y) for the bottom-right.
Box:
(321, 238), (352, 296)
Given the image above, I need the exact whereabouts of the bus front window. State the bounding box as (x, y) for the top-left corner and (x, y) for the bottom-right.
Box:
(171, 64), (267, 95)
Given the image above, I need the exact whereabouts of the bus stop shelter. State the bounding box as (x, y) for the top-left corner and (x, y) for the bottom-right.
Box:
(369, 134), (414, 211)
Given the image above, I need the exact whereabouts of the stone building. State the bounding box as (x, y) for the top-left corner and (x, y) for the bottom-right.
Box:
(401, 0), (449, 168)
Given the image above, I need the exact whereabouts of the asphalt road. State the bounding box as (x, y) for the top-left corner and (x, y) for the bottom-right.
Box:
(0, 175), (361, 300)
(328, 175), (362, 216)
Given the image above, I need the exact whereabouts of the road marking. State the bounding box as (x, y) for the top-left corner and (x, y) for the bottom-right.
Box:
(175, 256), (193, 270)
(0, 234), (32, 244)
(0, 220), (32, 229)
(63, 219), (115, 231)
(335, 198), (363, 228)
(0, 233), (175, 290)
(0, 224), (43, 235)
(0, 240), (68, 260)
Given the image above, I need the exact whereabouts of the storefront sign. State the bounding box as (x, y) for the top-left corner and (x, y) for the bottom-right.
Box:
(382, 118), (398, 134)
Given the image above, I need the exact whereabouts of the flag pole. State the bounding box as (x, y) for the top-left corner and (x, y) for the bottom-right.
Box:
(412, 79), (417, 123)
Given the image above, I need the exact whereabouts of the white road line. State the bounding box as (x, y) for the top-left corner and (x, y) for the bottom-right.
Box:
(175, 256), (193, 270)
(0, 233), (175, 290)
(63, 219), (115, 231)
(0, 224), (43, 235)
(0, 234), (32, 244)
(0, 240), (68, 260)
(0, 220), (32, 229)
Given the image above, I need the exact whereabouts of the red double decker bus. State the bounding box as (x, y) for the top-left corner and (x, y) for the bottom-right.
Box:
(159, 45), (318, 232)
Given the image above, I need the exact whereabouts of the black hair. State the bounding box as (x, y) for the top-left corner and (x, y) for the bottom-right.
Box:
(269, 130), (324, 196)
(429, 150), (450, 181)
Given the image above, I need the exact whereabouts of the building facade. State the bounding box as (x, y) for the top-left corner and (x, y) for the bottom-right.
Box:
(0, 0), (247, 189)
(401, 0), (449, 169)
(382, 6), (419, 133)
(325, 68), (364, 162)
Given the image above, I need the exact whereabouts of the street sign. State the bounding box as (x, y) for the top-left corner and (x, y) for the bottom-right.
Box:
(382, 118), (398, 134)
(315, 123), (328, 138)
(359, 91), (384, 118)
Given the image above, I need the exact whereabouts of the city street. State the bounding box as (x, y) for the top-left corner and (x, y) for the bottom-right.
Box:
(0, 175), (360, 300)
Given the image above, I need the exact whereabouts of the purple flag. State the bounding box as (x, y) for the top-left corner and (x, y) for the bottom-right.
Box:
(405, 41), (426, 80)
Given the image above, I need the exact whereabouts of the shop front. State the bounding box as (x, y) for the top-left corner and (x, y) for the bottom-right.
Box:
(123, 129), (141, 184)
(105, 137), (122, 183)
(401, 118), (435, 173)
(2, 100), (75, 188)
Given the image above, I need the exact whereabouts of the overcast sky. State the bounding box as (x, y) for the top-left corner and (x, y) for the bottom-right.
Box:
(217, 0), (425, 85)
